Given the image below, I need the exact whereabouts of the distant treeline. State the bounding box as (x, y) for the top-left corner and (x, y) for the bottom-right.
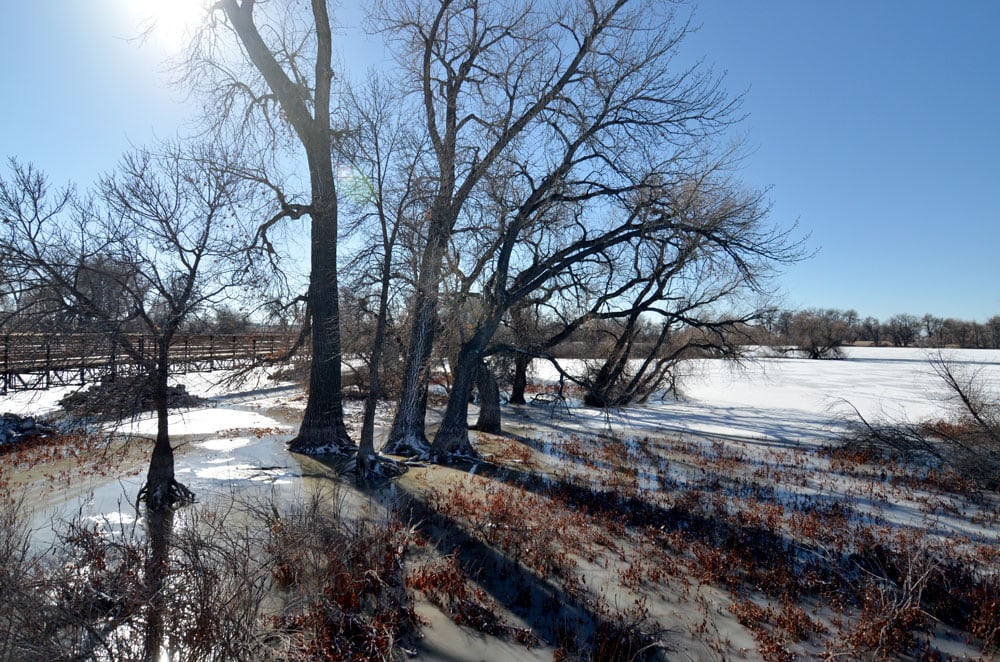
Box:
(760, 309), (1000, 357)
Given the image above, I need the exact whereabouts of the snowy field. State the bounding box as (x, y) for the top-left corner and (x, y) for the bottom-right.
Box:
(5, 346), (998, 446)
(530, 346), (1000, 445)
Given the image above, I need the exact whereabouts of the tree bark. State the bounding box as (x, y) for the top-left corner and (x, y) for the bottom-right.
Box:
(221, 0), (353, 455)
(474, 361), (501, 434)
(356, 229), (394, 477)
(141, 344), (193, 511)
(289, 198), (353, 453)
(508, 352), (530, 405)
(430, 317), (500, 458)
(429, 344), (480, 459)
(383, 247), (441, 456)
(289, 209), (353, 452)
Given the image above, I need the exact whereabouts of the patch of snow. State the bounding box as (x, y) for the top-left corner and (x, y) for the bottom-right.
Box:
(114, 408), (292, 438)
(195, 436), (253, 452)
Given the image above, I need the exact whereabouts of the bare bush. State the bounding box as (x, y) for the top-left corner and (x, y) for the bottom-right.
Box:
(0, 490), (418, 661)
(843, 354), (1000, 489)
(788, 309), (851, 359)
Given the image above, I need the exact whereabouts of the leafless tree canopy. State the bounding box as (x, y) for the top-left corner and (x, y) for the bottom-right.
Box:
(1, 143), (267, 509)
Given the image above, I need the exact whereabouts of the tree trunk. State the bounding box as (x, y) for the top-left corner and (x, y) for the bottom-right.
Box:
(221, 1), (353, 455)
(430, 345), (480, 459)
(508, 352), (530, 405)
(474, 361), (501, 434)
(356, 240), (393, 478)
(383, 282), (436, 456)
(289, 158), (354, 454)
(141, 346), (193, 511)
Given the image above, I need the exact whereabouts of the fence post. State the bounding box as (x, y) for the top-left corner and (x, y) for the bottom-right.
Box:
(78, 335), (85, 386)
(110, 335), (118, 381)
(2, 335), (8, 395)
(45, 341), (52, 388)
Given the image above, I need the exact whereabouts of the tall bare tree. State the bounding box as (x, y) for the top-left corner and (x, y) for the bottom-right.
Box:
(431, 171), (798, 457)
(337, 73), (428, 479)
(374, 0), (749, 458)
(187, 0), (354, 453)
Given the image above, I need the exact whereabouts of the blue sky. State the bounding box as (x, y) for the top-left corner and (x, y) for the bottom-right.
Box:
(2, 1), (997, 321)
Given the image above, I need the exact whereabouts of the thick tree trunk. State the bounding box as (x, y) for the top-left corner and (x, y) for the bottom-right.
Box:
(222, 1), (353, 455)
(474, 361), (501, 434)
(383, 277), (437, 456)
(429, 345), (480, 459)
(289, 158), (354, 454)
(385, 204), (454, 456)
(508, 352), (530, 405)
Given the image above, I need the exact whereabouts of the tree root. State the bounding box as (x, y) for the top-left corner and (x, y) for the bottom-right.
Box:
(287, 433), (356, 456)
(428, 448), (481, 466)
(380, 435), (432, 458)
(138, 478), (196, 512)
(346, 452), (409, 485)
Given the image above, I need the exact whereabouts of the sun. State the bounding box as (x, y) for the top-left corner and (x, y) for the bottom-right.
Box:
(123, 0), (208, 53)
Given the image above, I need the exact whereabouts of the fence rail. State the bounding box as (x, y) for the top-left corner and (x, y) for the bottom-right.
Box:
(1, 333), (300, 395)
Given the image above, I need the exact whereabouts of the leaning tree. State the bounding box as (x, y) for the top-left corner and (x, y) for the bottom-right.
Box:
(373, 0), (751, 458)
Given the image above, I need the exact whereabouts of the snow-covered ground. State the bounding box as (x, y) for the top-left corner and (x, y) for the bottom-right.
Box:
(529, 346), (1000, 445)
(6, 347), (997, 444)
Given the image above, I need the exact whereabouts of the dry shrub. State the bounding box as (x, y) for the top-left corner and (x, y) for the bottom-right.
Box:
(59, 374), (209, 420)
(843, 355), (1000, 489)
(0, 490), (419, 661)
(261, 492), (418, 661)
(0, 491), (49, 660)
(406, 552), (536, 646)
(553, 596), (666, 662)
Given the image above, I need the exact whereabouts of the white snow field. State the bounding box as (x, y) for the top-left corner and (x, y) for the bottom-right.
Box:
(529, 346), (1000, 445)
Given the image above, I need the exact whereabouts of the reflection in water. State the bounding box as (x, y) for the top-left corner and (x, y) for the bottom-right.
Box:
(143, 506), (173, 661)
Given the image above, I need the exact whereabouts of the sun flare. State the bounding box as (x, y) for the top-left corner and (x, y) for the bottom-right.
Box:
(123, 0), (207, 52)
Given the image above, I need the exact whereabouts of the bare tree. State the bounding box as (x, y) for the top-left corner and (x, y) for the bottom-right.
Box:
(0, 144), (263, 510)
(859, 315), (882, 346)
(373, 0), (753, 458)
(186, 0), (354, 454)
(886, 313), (920, 348)
(576, 189), (781, 409)
(922, 313), (944, 347)
(789, 309), (852, 359)
(337, 74), (427, 479)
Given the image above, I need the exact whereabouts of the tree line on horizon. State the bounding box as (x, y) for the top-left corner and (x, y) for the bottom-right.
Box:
(762, 308), (1000, 359)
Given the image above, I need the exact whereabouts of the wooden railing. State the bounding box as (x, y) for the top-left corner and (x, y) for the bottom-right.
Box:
(1, 333), (301, 394)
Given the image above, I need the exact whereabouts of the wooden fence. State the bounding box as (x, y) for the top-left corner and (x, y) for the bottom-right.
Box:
(1, 333), (300, 395)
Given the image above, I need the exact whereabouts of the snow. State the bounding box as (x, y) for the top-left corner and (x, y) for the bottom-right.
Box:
(0, 384), (79, 417)
(530, 347), (1000, 444)
(5, 348), (1000, 448)
(115, 407), (292, 438)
